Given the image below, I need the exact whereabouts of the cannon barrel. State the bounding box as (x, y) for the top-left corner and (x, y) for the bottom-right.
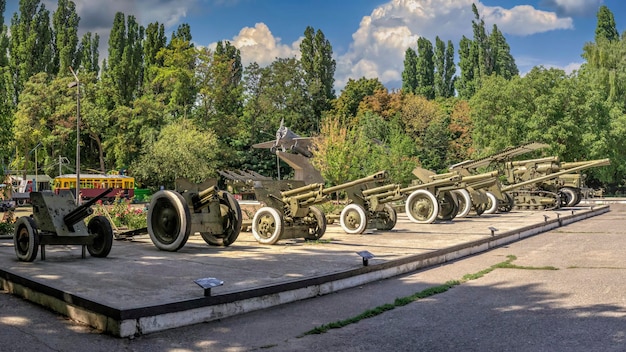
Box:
(561, 159), (611, 170)
(502, 158), (610, 192)
(459, 170), (499, 183)
(322, 171), (388, 195)
(362, 183), (399, 197)
(63, 187), (114, 231)
(280, 183), (322, 198)
(508, 156), (559, 167)
(192, 185), (217, 211)
(400, 175), (462, 194)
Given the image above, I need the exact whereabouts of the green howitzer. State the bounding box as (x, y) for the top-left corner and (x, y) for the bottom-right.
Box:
(146, 178), (242, 251)
(13, 188), (115, 262)
(251, 171), (388, 244)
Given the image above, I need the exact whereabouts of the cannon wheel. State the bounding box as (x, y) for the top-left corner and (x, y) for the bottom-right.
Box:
(484, 192), (498, 214)
(405, 190), (439, 224)
(558, 187), (580, 207)
(252, 207), (284, 245)
(200, 191), (243, 246)
(376, 204), (397, 231)
(452, 189), (472, 218)
(87, 215), (113, 258)
(14, 217), (39, 262)
(498, 192), (515, 213)
(304, 206), (327, 240)
(340, 203), (368, 234)
(437, 191), (458, 221)
(147, 190), (191, 251)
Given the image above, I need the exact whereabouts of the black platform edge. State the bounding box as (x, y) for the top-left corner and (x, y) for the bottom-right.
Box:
(0, 205), (610, 335)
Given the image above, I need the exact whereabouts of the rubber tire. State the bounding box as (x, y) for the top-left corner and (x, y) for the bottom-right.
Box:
(484, 192), (498, 214)
(437, 191), (459, 221)
(559, 187), (579, 207)
(452, 189), (472, 218)
(14, 216), (39, 262)
(200, 191), (243, 246)
(340, 203), (368, 234)
(87, 215), (113, 258)
(252, 207), (284, 245)
(498, 192), (515, 213)
(147, 190), (191, 252)
(405, 189), (439, 224)
(377, 204), (398, 231)
(304, 206), (327, 240)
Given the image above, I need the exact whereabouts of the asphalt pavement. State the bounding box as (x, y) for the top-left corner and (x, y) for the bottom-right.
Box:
(1, 203), (624, 351)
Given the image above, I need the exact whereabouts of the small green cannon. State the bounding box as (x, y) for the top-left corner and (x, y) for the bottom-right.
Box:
(13, 188), (114, 262)
(251, 171), (388, 244)
(147, 178), (242, 251)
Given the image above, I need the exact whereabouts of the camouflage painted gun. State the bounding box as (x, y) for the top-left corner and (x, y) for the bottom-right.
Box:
(13, 188), (114, 262)
(251, 171), (388, 244)
(146, 178), (242, 251)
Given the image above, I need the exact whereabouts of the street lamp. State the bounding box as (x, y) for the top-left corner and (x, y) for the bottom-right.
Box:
(68, 67), (80, 205)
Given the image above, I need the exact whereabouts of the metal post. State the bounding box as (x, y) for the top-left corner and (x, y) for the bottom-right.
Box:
(69, 67), (81, 205)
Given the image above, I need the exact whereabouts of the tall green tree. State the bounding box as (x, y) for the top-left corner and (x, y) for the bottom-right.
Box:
(76, 32), (100, 74)
(143, 22), (166, 86)
(52, 0), (79, 76)
(415, 37), (435, 99)
(300, 26), (336, 133)
(333, 77), (385, 124)
(0, 0), (12, 166)
(456, 35), (478, 99)
(104, 12), (144, 106)
(9, 0), (54, 100)
(595, 5), (619, 42)
(402, 47), (418, 94)
(434, 37), (456, 98)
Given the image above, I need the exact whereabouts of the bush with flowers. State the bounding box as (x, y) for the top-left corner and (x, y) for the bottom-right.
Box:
(90, 195), (147, 230)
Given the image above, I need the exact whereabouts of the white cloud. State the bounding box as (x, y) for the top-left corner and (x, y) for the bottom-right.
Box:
(229, 23), (301, 67)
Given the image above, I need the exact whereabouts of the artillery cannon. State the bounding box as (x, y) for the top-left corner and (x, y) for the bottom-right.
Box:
(409, 167), (501, 220)
(499, 158), (611, 210)
(251, 171), (388, 244)
(146, 178), (242, 251)
(13, 188), (114, 262)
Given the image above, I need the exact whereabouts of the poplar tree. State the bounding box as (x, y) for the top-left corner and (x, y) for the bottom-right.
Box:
(76, 32), (99, 74)
(595, 5), (619, 42)
(402, 47), (418, 94)
(143, 22), (166, 85)
(52, 0), (79, 76)
(0, 0), (12, 164)
(415, 37), (434, 99)
(434, 36), (456, 98)
(300, 26), (336, 134)
(9, 0), (53, 99)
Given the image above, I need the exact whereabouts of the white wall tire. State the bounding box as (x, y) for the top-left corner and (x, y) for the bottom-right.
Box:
(340, 203), (368, 234)
(405, 189), (439, 224)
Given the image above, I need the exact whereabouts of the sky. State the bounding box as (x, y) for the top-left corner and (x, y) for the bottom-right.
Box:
(4, 0), (625, 92)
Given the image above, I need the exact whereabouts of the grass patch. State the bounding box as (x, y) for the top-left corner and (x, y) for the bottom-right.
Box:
(302, 255), (558, 336)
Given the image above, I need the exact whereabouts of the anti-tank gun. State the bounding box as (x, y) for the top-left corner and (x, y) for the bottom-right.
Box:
(251, 171), (388, 244)
(146, 178), (242, 251)
(13, 188), (114, 262)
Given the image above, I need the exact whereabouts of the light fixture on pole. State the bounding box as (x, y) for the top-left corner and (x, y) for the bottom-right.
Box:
(68, 67), (80, 205)
(29, 142), (43, 192)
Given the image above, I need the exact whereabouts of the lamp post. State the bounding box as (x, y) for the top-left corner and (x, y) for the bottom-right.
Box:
(68, 67), (80, 205)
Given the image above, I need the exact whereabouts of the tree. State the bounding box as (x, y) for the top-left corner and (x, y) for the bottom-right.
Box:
(52, 0), (79, 76)
(595, 5), (619, 42)
(9, 0), (54, 100)
(434, 37), (456, 98)
(131, 119), (221, 189)
(0, 0), (13, 164)
(77, 32), (100, 74)
(332, 77), (385, 124)
(143, 22), (166, 86)
(415, 37), (435, 99)
(402, 47), (418, 94)
(300, 26), (336, 133)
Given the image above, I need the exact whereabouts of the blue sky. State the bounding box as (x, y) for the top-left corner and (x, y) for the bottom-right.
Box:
(4, 0), (625, 91)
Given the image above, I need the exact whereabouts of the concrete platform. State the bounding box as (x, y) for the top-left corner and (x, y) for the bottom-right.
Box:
(0, 205), (609, 337)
